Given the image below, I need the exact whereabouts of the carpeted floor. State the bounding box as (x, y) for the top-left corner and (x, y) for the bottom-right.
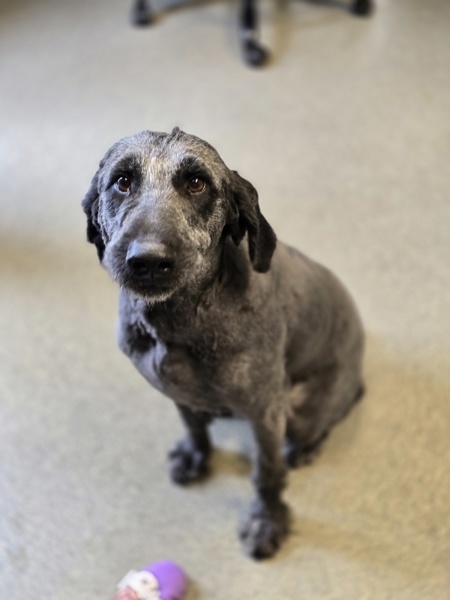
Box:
(1, 0), (449, 598)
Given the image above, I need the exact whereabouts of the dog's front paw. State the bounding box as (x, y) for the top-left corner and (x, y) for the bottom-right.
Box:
(239, 501), (290, 559)
(168, 437), (210, 485)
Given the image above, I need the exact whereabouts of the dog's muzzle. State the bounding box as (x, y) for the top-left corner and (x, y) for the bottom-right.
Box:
(126, 240), (176, 285)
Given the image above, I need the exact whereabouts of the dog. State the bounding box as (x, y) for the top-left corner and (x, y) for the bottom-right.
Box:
(82, 128), (364, 559)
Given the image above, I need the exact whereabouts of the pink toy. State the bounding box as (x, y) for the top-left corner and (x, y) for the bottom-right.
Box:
(115, 561), (187, 600)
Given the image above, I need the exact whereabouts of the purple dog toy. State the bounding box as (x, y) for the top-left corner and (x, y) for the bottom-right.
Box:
(115, 561), (187, 600)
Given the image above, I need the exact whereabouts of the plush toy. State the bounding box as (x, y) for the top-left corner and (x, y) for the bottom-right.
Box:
(115, 561), (187, 600)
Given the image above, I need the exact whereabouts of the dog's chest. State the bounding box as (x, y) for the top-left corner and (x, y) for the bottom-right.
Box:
(128, 312), (248, 412)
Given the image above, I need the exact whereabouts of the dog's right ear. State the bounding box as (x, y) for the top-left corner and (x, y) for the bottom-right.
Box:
(81, 169), (105, 262)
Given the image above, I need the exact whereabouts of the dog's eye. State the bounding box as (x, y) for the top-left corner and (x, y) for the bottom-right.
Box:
(187, 176), (206, 194)
(115, 175), (132, 193)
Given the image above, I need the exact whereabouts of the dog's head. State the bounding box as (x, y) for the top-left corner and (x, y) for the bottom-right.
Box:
(82, 128), (276, 302)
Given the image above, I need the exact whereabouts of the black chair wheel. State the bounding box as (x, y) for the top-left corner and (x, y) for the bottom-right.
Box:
(242, 39), (269, 67)
(132, 1), (154, 25)
(351, 0), (373, 17)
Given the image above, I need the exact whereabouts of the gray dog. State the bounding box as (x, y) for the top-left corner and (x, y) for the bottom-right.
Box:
(82, 128), (364, 559)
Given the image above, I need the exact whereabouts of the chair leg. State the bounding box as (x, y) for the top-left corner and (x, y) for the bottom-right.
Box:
(131, 0), (155, 25)
(239, 0), (269, 67)
(351, 0), (373, 17)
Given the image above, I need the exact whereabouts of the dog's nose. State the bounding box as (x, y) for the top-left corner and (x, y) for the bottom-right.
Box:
(126, 242), (175, 280)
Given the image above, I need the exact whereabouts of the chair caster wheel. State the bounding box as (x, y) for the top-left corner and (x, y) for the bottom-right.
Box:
(242, 39), (269, 67)
(351, 0), (373, 17)
(132, 0), (154, 25)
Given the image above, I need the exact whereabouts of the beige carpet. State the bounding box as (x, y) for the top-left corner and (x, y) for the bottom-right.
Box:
(1, 0), (449, 598)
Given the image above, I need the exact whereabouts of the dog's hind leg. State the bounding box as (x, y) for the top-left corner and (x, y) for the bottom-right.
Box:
(283, 364), (364, 469)
(168, 405), (213, 484)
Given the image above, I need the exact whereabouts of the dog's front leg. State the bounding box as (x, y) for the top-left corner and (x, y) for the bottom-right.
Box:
(168, 405), (212, 485)
(240, 409), (290, 559)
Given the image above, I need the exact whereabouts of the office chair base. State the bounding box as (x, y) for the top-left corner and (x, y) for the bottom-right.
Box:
(129, 0), (374, 66)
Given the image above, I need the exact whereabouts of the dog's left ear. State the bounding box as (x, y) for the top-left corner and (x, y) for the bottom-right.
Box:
(227, 171), (277, 273)
(81, 169), (105, 262)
